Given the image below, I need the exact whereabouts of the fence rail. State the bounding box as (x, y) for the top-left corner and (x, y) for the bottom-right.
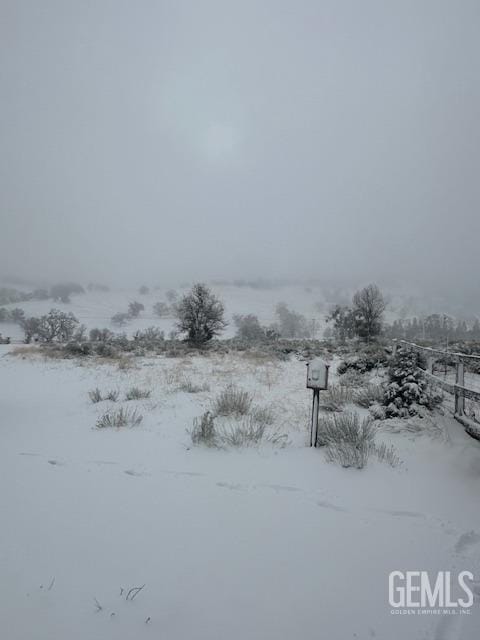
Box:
(394, 339), (480, 362)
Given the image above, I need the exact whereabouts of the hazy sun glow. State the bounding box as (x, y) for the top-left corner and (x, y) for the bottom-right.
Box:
(201, 123), (241, 162)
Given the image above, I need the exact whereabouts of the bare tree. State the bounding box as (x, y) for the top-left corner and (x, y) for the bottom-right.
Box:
(175, 283), (226, 344)
(352, 284), (386, 342)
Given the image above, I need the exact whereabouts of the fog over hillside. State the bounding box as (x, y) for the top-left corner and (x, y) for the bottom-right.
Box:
(1, 0), (479, 299)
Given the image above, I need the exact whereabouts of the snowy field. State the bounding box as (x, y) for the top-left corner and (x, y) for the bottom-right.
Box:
(0, 283), (328, 343)
(1, 339), (480, 640)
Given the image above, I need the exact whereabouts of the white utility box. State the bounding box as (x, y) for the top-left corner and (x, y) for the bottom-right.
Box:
(306, 358), (329, 390)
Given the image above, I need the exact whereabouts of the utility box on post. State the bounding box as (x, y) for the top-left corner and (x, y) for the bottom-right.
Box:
(306, 358), (329, 390)
(306, 358), (330, 448)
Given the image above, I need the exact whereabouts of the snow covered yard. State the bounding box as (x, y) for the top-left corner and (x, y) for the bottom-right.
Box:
(1, 346), (480, 640)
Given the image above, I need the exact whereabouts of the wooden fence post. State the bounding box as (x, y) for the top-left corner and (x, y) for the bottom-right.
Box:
(426, 356), (434, 375)
(455, 360), (465, 416)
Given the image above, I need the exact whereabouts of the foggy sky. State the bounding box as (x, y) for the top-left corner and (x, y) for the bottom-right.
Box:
(1, 0), (479, 290)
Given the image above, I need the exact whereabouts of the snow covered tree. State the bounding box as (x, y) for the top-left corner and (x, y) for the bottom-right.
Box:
(166, 289), (178, 303)
(23, 309), (79, 343)
(50, 282), (85, 303)
(325, 305), (357, 342)
(352, 284), (386, 342)
(273, 303), (312, 339)
(233, 314), (268, 342)
(175, 283), (226, 345)
(153, 301), (170, 317)
(384, 347), (440, 417)
(127, 301), (144, 318)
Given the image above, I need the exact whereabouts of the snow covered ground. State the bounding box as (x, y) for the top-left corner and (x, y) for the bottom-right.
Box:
(1, 343), (480, 640)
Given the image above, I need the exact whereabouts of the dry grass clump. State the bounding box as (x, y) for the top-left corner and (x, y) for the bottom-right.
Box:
(374, 442), (401, 467)
(190, 411), (217, 446)
(319, 384), (353, 412)
(189, 411), (286, 448)
(217, 418), (287, 448)
(96, 407), (143, 428)
(125, 387), (151, 400)
(213, 385), (253, 417)
(88, 387), (103, 403)
(9, 346), (44, 358)
(317, 411), (399, 469)
(250, 405), (275, 426)
(177, 377), (210, 393)
(88, 388), (119, 403)
(353, 384), (385, 408)
(338, 369), (366, 388)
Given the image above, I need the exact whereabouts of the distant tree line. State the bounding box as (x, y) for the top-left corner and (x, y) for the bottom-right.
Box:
(0, 282), (86, 306)
(383, 314), (480, 342)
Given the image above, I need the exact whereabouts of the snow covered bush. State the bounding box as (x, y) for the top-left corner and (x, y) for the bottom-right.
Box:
(384, 347), (441, 417)
(64, 341), (92, 356)
(89, 328), (113, 342)
(337, 346), (387, 375)
(368, 403), (387, 420)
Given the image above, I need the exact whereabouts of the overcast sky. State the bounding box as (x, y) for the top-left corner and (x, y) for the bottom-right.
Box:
(1, 0), (479, 289)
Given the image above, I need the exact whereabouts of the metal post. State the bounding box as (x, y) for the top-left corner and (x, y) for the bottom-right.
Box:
(455, 360), (465, 416)
(310, 389), (320, 447)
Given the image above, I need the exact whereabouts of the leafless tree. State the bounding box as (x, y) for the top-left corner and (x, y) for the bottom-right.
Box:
(352, 284), (386, 342)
